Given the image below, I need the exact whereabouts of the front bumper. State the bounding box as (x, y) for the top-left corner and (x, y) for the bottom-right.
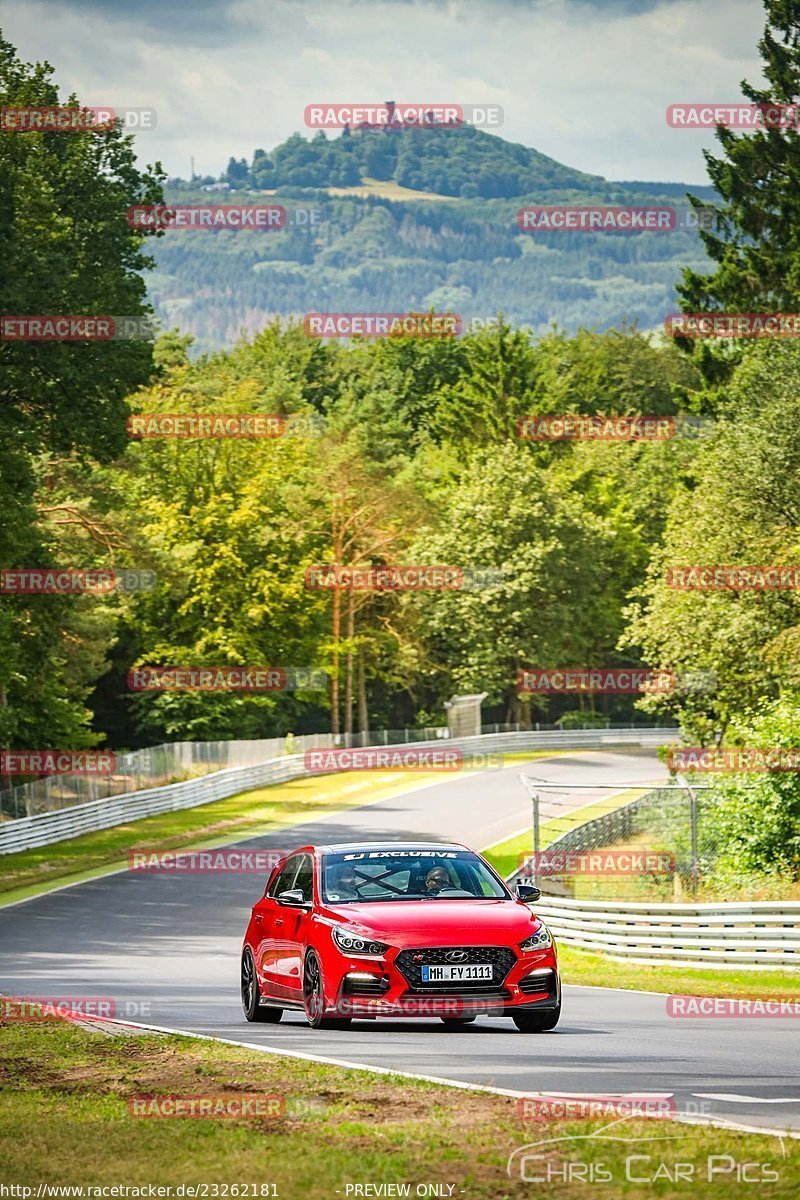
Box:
(325, 943), (560, 1019)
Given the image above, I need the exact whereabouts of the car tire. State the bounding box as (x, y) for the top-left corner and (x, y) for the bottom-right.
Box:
(303, 951), (351, 1030)
(512, 1004), (561, 1033)
(440, 1017), (477, 1029)
(241, 949), (283, 1023)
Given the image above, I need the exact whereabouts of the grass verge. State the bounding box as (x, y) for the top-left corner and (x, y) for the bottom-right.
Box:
(0, 770), (443, 903)
(556, 943), (800, 1000)
(0, 1018), (796, 1198)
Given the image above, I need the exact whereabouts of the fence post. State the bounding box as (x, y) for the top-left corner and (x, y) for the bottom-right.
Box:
(532, 788), (540, 888)
(678, 773), (700, 897)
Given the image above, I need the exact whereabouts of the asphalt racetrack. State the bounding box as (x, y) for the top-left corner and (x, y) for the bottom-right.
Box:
(1, 750), (798, 1135)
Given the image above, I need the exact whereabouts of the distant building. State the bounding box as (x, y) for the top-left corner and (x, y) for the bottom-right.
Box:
(352, 100), (461, 134)
(444, 693), (487, 739)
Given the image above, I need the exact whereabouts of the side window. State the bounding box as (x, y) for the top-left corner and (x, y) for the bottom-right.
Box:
(293, 855), (313, 903)
(268, 857), (299, 897)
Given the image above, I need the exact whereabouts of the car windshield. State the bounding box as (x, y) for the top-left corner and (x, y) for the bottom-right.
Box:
(321, 849), (510, 903)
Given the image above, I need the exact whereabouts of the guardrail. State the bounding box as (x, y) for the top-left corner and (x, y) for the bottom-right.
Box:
(505, 781), (800, 969)
(530, 896), (800, 970)
(0, 726), (675, 856)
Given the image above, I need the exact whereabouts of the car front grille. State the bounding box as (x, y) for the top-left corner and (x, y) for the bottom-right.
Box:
(395, 945), (517, 993)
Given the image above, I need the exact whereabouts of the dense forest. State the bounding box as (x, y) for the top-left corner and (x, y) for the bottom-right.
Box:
(149, 128), (717, 352)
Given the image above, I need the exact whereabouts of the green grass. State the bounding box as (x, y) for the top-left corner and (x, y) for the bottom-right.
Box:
(0, 769), (445, 903)
(0, 1019), (796, 1197)
(556, 943), (800, 1000)
(326, 176), (458, 201)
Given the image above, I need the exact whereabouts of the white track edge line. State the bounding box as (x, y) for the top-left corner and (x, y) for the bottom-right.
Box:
(87, 1014), (800, 1140)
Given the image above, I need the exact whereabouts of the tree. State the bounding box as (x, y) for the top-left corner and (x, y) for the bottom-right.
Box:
(679, 2), (800, 316)
(250, 148), (274, 188)
(624, 340), (800, 742)
(0, 35), (164, 752)
(697, 695), (800, 888)
(409, 443), (615, 723)
(225, 156), (249, 188)
(300, 383), (428, 736)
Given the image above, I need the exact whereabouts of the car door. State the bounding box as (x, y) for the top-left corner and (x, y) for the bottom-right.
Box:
(280, 852), (315, 1001)
(254, 857), (299, 997)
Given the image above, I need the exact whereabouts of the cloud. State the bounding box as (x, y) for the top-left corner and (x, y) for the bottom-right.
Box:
(1, 0), (765, 181)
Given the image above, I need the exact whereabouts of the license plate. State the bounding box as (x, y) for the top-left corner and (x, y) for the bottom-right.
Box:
(421, 963), (493, 982)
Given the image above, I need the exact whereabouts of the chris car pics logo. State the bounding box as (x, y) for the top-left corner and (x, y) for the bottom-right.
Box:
(507, 1117), (781, 1184)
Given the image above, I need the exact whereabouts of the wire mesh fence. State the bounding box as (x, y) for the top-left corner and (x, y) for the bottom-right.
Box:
(0, 736), (313, 820)
(515, 781), (730, 902)
(0, 727), (451, 820)
(0, 722), (674, 823)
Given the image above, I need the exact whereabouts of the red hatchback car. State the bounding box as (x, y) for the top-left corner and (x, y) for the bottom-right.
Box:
(241, 841), (560, 1032)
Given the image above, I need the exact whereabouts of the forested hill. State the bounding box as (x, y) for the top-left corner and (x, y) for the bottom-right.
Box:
(151, 127), (717, 353)
(221, 124), (606, 198)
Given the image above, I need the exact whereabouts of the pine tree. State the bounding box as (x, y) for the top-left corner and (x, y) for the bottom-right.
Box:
(679, 1), (800, 313)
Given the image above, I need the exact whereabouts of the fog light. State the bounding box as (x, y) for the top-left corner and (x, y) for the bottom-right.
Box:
(342, 972), (390, 996)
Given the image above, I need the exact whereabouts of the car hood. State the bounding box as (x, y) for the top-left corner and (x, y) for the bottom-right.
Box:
(321, 898), (540, 948)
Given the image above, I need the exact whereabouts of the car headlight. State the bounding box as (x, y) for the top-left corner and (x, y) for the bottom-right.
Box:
(519, 926), (552, 952)
(332, 926), (389, 956)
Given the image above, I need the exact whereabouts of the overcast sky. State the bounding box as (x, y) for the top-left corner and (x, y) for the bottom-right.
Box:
(1, 0), (766, 183)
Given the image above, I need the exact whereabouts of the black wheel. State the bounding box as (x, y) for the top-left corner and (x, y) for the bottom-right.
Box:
(303, 951), (351, 1030)
(440, 1017), (477, 1029)
(512, 1004), (561, 1033)
(241, 949), (283, 1023)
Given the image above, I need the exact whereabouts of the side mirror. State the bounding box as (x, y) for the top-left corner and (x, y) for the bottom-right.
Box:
(516, 883), (541, 903)
(277, 888), (310, 908)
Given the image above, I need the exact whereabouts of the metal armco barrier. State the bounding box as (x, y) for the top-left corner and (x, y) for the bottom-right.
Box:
(530, 896), (800, 970)
(0, 726), (675, 856)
